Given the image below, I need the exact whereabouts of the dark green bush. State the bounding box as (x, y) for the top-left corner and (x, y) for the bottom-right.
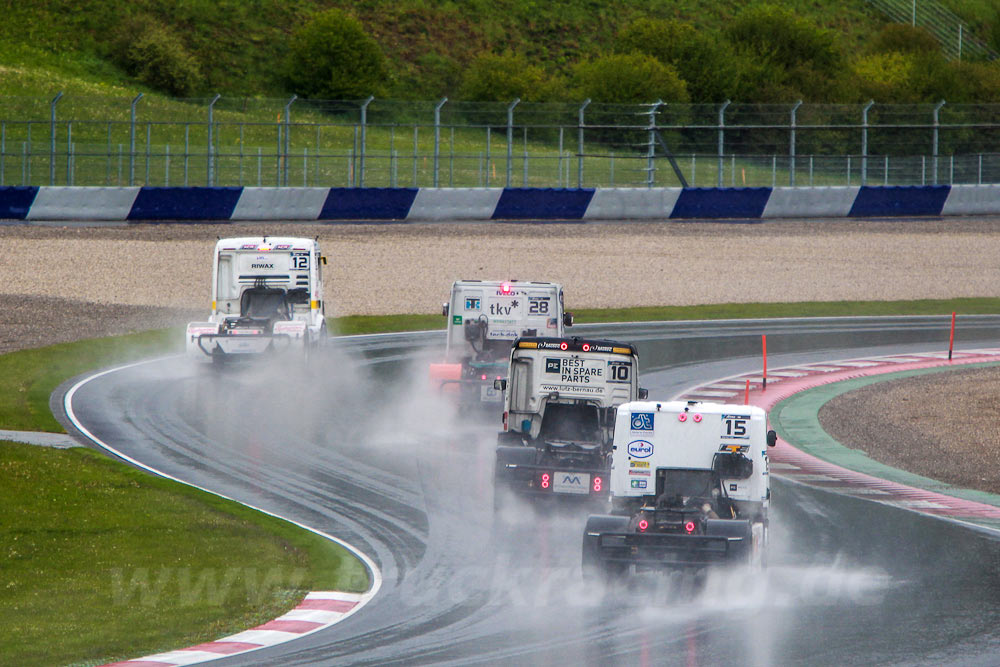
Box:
(724, 5), (845, 101)
(458, 52), (565, 102)
(572, 53), (689, 103)
(870, 24), (942, 55)
(112, 17), (201, 96)
(725, 5), (843, 74)
(615, 17), (740, 102)
(284, 9), (388, 99)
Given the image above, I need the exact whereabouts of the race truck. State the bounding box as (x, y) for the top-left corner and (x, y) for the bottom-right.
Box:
(493, 337), (647, 505)
(185, 236), (327, 362)
(582, 401), (777, 579)
(430, 280), (573, 404)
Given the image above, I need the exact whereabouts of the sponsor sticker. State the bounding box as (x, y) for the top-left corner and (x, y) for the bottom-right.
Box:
(729, 483), (738, 492)
(465, 297), (481, 310)
(631, 412), (654, 431)
(452, 315), (463, 325)
(630, 460), (650, 469)
(629, 469), (651, 477)
(545, 358), (561, 374)
(630, 479), (648, 489)
(627, 439), (654, 458)
(554, 472), (590, 495)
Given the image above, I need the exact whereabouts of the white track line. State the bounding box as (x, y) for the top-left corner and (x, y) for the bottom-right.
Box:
(63, 355), (383, 665)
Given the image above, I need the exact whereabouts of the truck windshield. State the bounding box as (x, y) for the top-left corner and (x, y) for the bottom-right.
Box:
(655, 469), (716, 503)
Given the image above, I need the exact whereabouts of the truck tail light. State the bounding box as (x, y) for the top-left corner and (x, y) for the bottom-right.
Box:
(502, 411), (508, 431)
(684, 521), (696, 534)
(592, 476), (602, 493)
(638, 519), (648, 532)
(540, 473), (550, 490)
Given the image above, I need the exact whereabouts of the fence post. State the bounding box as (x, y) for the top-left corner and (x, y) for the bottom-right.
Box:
(861, 100), (874, 185)
(433, 97), (447, 187)
(49, 92), (62, 185)
(717, 99), (730, 187)
(283, 95), (297, 187)
(647, 100), (663, 188)
(789, 99), (802, 186)
(207, 94), (220, 186)
(129, 93), (143, 186)
(578, 98), (590, 188)
(66, 122), (72, 185)
(359, 95), (374, 188)
(506, 98), (520, 187)
(933, 99), (945, 185)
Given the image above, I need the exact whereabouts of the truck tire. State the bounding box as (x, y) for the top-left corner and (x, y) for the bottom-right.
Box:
(705, 518), (754, 564)
(582, 515), (630, 581)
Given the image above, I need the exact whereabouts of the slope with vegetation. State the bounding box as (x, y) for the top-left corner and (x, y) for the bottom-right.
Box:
(3, 1), (1000, 106)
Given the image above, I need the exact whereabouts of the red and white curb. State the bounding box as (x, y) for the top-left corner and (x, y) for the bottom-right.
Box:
(102, 591), (367, 666)
(62, 358), (382, 666)
(676, 348), (1000, 528)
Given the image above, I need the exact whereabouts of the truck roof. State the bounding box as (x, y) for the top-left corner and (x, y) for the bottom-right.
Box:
(215, 237), (318, 251)
(452, 279), (560, 287)
(620, 400), (765, 419)
(514, 337), (637, 357)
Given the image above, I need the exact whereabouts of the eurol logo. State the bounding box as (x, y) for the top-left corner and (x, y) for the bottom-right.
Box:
(627, 439), (654, 458)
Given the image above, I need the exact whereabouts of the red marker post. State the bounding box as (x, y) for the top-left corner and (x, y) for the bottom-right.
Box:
(948, 311), (956, 361)
(762, 334), (768, 391)
(744, 379), (750, 405)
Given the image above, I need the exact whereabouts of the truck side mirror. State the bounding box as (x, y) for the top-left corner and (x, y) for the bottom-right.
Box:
(494, 378), (507, 391)
(563, 312), (574, 327)
(767, 430), (777, 447)
(638, 388), (648, 400)
(442, 303), (449, 316)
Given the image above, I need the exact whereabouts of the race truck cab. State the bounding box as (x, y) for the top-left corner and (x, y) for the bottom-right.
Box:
(430, 280), (573, 404)
(185, 236), (327, 362)
(582, 401), (776, 578)
(493, 337), (647, 504)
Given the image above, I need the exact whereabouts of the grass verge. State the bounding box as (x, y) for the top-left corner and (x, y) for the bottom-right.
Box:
(0, 441), (368, 667)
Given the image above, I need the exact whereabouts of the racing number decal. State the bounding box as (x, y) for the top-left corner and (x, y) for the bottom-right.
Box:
(291, 254), (309, 270)
(528, 299), (550, 315)
(722, 415), (749, 439)
(607, 361), (631, 383)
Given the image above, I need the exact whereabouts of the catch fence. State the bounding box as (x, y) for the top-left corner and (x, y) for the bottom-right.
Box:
(3, 95), (1000, 189)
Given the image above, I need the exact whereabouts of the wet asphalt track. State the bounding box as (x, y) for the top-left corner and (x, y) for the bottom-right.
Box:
(58, 317), (1000, 666)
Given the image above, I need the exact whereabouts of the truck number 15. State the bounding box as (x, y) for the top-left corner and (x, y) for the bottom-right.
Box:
(723, 416), (748, 438)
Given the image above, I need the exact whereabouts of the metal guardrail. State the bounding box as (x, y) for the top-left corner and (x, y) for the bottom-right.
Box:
(4, 96), (1000, 188)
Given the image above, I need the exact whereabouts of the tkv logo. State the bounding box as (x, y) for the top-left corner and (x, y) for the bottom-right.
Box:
(627, 439), (654, 458)
(490, 300), (519, 315)
(545, 358), (561, 374)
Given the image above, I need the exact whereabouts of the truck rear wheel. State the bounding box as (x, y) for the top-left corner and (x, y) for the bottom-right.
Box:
(582, 515), (630, 582)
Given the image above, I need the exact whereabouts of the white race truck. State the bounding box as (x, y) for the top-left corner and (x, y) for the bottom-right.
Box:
(493, 336), (646, 505)
(185, 236), (327, 362)
(430, 280), (573, 404)
(582, 401), (776, 578)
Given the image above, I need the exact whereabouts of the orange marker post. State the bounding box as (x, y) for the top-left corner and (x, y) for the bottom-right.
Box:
(948, 311), (956, 361)
(762, 334), (768, 391)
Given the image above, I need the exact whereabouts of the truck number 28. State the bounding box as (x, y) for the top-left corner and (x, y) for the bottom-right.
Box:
(528, 300), (550, 314)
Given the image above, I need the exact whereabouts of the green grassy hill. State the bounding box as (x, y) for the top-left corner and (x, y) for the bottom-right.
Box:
(1, 0), (887, 99)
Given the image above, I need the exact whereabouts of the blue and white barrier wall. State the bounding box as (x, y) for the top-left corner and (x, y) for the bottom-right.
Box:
(3, 185), (1000, 222)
